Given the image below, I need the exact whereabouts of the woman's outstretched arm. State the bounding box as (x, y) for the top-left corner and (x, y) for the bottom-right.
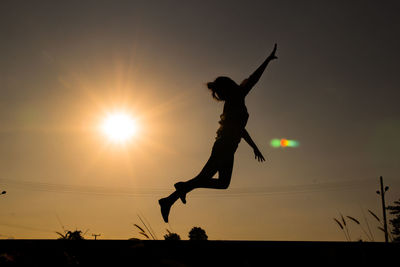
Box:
(242, 129), (265, 162)
(241, 43), (278, 97)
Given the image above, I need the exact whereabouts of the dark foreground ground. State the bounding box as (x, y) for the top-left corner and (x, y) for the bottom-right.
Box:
(0, 240), (398, 266)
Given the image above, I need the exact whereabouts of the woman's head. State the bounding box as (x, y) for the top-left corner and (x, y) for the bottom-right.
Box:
(207, 76), (238, 101)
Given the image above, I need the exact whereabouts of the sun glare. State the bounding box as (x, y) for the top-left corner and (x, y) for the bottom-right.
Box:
(101, 112), (138, 143)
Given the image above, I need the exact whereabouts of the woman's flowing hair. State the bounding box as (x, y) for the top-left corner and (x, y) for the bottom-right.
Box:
(207, 76), (238, 101)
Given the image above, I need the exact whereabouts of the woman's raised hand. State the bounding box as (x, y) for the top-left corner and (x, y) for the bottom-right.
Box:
(268, 43), (278, 61)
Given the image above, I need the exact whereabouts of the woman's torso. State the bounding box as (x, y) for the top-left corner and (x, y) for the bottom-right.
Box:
(216, 94), (249, 144)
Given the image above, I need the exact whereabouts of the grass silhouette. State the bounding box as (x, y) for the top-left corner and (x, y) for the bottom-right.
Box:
(333, 209), (394, 242)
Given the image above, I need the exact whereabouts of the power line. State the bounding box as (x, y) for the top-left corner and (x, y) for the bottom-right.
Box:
(0, 222), (54, 233)
(0, 177), (375, 198)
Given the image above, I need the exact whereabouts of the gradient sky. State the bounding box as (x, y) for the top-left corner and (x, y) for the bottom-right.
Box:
(0, 0), (399, 241)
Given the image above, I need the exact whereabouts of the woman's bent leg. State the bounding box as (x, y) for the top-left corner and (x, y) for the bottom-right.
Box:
(185, 152), (234, 192)
(159, 144), (234, 222)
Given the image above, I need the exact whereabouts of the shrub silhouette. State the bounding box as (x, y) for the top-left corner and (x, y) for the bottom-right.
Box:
(188, 227), (208, 240)
(164, 229), (181, 240)
(56, 230), (85, 240)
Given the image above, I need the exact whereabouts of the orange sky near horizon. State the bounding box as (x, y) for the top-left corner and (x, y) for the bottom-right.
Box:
(0, 1), (399, 241)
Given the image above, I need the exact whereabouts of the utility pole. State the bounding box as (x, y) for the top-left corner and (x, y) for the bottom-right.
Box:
(376, 176), (389, 242)
(92, 233), (101, 240)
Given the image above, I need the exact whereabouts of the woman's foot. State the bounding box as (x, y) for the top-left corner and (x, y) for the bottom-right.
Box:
(158, 198), (171, 223)
(174, 182), (187, 204)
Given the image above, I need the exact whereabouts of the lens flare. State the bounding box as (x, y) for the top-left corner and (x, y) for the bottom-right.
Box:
(270, 138), (299, 148)
(270, 139), (281, 148)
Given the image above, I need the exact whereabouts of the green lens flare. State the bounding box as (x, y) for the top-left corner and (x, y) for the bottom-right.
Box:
(270, 138), (299, 148)
(270, 139), (281, 148)
(287, 140), (300, 147)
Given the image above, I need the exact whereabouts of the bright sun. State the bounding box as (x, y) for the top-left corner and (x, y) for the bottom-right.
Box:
(101, 112), (138, 143)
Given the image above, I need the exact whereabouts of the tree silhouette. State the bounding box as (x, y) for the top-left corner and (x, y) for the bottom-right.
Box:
(188, 227), (208, 240)
(387, 198), (400, 242)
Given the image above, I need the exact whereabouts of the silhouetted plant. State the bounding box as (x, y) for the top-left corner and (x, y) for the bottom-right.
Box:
(56, 230), (85, 240)
(333, 209), (395, 242)
(188, 227), (208, 240)
(334, 212), (372, 241)
(55, 215), (87, 240)
(133, 214), (158, 240)
(368, 209), (393, 242)
(164, 229), (181, 240)
(346, 215), (373, 241)
(333, 214), (350, 241)
(368, 209), (380, 222)
(387, 199), (400, 242)
(133, 223), (153, 240)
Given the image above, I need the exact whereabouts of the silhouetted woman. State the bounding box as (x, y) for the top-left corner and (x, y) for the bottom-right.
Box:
(159, 44), (278, 222)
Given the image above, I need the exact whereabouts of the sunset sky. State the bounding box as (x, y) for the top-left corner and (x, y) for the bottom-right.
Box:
(1, 1), (399, 241)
